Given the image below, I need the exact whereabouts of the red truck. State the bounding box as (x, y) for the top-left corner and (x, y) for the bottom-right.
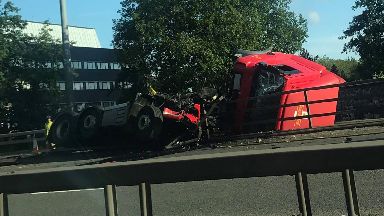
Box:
(49, 50), (345, 147)
(230, 50), (345, 134)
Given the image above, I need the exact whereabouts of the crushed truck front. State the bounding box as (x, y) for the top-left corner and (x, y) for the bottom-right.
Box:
(231, 52), (345, 133)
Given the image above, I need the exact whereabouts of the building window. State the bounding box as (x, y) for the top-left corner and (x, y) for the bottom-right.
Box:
(100, 82), (111, 90)
(86, 82), (98, 90)
(97, 62), (109, 70)
(110, 63), (121, 70)
(118, 82), (132, 89)
(57, 82), (65, 91)
(54, 62), (64, 69)
(44, 62), (52, 68)
(84, 62), (96, 69)
(71, 61), (82, 69)
(73, 82), (84, 90)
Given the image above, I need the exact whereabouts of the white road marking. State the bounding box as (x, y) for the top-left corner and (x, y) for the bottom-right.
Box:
(30, 188), (103, 195)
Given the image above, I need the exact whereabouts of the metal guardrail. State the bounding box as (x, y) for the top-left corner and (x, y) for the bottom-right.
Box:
(0, 129), (45, 147)
(237, 78), (384, 132)
(2, 140), (384, 216)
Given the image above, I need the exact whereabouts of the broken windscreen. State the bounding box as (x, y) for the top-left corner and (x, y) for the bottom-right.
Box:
(255, 70), (285, 96)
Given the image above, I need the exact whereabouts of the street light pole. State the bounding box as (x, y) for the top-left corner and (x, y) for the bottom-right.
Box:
(59, 0), (73, 109)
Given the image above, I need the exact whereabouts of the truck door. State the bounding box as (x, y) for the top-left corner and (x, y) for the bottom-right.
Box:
(242, 68), (285, 132)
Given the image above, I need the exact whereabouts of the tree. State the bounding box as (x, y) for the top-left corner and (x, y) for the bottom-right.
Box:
(317, 57), (360, 81)
(299, 48), (360, 81)
(0, 1), (63, 131)
(113, 0), (307, 94)
(342, 0), (384, 79)
(299, 48), (319, 62)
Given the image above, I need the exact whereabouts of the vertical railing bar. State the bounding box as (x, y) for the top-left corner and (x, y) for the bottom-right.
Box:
(342, 169), (360, 216)
(104, 185), (118, 216)
(279, 94), (289, 131)
(295, 172), (312, 216)
(139, 182), (153, 216)
(301, 173), (312, 216)
(0, 193), (9, 216)
(303, 90), (313, 128)
(349, 170), (360, 215)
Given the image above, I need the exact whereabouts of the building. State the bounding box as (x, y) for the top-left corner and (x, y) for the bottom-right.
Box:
(24, 21), (101, 48)
(24, 21), (130, 111)
(64, 47), (130, 111)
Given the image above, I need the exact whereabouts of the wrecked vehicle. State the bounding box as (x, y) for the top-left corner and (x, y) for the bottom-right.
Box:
(48, 86), (219, 147)
(49, 50), (345, 148)
(228, 50), (345, 133)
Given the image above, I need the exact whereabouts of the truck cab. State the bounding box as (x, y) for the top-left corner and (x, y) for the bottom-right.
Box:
(231, 51), (345, 133)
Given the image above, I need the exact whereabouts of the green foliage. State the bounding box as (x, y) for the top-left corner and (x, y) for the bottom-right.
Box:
(299, 48), (319, 62)
(0, 1), (63, 131)
(342, 0), (384, 79)
(299, 48), (361, 81)
(113, 0), (307, 94)
(317, 57), (360, 81)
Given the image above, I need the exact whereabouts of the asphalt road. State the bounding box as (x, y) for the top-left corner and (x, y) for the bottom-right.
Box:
(7, 170), (384, 216)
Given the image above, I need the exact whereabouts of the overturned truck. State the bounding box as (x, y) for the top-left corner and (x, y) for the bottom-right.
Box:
(49, 88), (218, 147)
(49, 51), (346, 148)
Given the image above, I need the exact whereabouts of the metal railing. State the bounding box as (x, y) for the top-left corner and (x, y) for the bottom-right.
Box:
(2, 139), (384, 216)
(0, 130), (45, 147)
(237, 79), (384, 131)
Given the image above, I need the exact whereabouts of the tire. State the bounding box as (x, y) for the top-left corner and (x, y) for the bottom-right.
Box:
(77, 108), (102, 143)
(49, 114), (75, 147)
(134, 106), (162, 143)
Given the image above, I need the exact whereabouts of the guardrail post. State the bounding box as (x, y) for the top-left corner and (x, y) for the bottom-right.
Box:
(139, 182), (153, 216)
(104, 185), (118, 216)
(0, 193), (9, 216)
(303, 90), (312, 128)
(342, 169), (360, 216)
(295, 172), (312, 216)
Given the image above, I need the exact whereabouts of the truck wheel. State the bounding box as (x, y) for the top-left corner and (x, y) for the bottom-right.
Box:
(49, 114), (74, 147)
(77, 108), (102, 143)
(135, 106), (162, 143)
